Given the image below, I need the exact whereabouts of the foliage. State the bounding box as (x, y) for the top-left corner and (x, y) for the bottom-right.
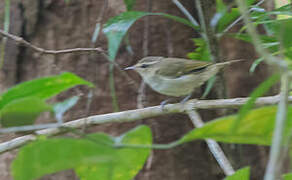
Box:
(102, 11), (196, 61)
(0, 72), (93, 127)
(230, 4), (292, 71)
(178, 106), (292, 145)
(187, 38), (210, 61)
(53, 96), (80, 122)
(231, 73), (280, 132)
(0, 97), (52, 127)
(283, 172), (292, 180)
(224, 167), (250, 180)
(12, 125), (151, 180)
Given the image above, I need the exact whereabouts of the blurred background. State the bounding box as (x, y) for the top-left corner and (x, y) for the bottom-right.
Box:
(0, 0), (277, 179)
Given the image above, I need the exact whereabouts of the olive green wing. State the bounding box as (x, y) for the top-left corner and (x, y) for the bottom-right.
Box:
(156, 58), (212, 78)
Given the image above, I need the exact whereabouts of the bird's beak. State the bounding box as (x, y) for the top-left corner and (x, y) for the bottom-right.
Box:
(124, 66), (136, 70)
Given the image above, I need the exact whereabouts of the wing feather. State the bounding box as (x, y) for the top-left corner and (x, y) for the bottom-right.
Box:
(156, 58), (212, 78)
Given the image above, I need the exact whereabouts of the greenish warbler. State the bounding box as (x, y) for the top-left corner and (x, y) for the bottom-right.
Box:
(125, 56), (242, 101)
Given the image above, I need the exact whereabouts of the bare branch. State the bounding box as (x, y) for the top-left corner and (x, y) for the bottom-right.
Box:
(186, 108), (235, 176)
(172, 0), (199, 27)
(0, 29), (105, 55)
(0, 95), (290, 154)
(91, 0), (108, 43)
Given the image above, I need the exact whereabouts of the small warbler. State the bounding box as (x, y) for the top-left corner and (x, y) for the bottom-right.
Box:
(125, 56), (242, 103)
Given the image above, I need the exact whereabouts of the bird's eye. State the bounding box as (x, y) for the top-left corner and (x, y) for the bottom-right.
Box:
(140, 64), (149, 68)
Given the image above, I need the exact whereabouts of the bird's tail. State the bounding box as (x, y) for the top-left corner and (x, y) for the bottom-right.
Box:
(214, 59), (244, 68)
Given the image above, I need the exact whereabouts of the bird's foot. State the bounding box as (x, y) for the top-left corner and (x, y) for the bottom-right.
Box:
(180, 94), (192, 104)
(160, 98), (174, 110)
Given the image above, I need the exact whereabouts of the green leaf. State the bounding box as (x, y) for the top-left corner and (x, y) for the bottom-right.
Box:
(216, 8), (240, 32)
(215, 0), (256, 32)
(211, 0), (228, 28)
(0, 72), (93, 110)
(228, 33), (279, 51)
(248, 4), (292, 35)
(283, 172), (292, 180)
(201, 76), (216, 99)
(75, 125), (152, 180)
(224, 167), (250, 180)
(187, 38), (210, 61)
(91, 23), (101, 43)
(12, 134), (115, 180)
(0, 97), (52, 127)
(103, 11), (196, 60)
(103, 11), (150, 60)
(231, 74), (280, 132)
(123, 0), (136, 11)
(53, 96), (80, 122)
(249, 57), (264, 73)
(12, 125), (152, 180)
(276, 18), (292, 59)
(179, 106), (292, 145)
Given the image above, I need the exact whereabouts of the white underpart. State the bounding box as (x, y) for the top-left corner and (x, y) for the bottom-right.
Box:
(141, 65), (220, 97)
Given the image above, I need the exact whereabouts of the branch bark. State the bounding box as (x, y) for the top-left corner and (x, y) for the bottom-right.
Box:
(0, 95), (290, 154)
(186, 108), (235, 176)
(0, 29), (105, 55)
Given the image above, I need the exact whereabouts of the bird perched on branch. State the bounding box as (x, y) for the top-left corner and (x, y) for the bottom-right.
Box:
(125, 56), (242, 105)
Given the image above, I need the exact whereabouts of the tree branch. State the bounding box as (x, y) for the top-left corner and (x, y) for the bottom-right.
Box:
(172, 0), (199, 27)
(0, 95), (290, 154)
(186, 108), (235, 176)
(0, 29), (105, 55)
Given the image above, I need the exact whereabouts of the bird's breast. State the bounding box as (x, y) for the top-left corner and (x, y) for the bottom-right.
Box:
(143, 74), (200, 97)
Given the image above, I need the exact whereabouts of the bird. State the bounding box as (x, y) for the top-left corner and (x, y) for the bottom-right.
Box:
(125, 56), (242, 105)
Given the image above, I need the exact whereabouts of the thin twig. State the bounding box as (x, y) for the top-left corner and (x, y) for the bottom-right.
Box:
(222, 0), (266, 34)
(0, 95), (291, 154)
(186, 108), (235, 176)
(195, 0), (217, 62)
(92, 0), (108, 43)
(0, 28), (139, 90)
(0, 29), (104, 55)
(264, 73), (290, 180)
(172, 0), (199, 27)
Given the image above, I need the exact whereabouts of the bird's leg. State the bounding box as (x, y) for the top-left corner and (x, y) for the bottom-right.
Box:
(160, 94), (192, 110)
(160, 98), (174, 110)
(180, 94), (192, 104)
